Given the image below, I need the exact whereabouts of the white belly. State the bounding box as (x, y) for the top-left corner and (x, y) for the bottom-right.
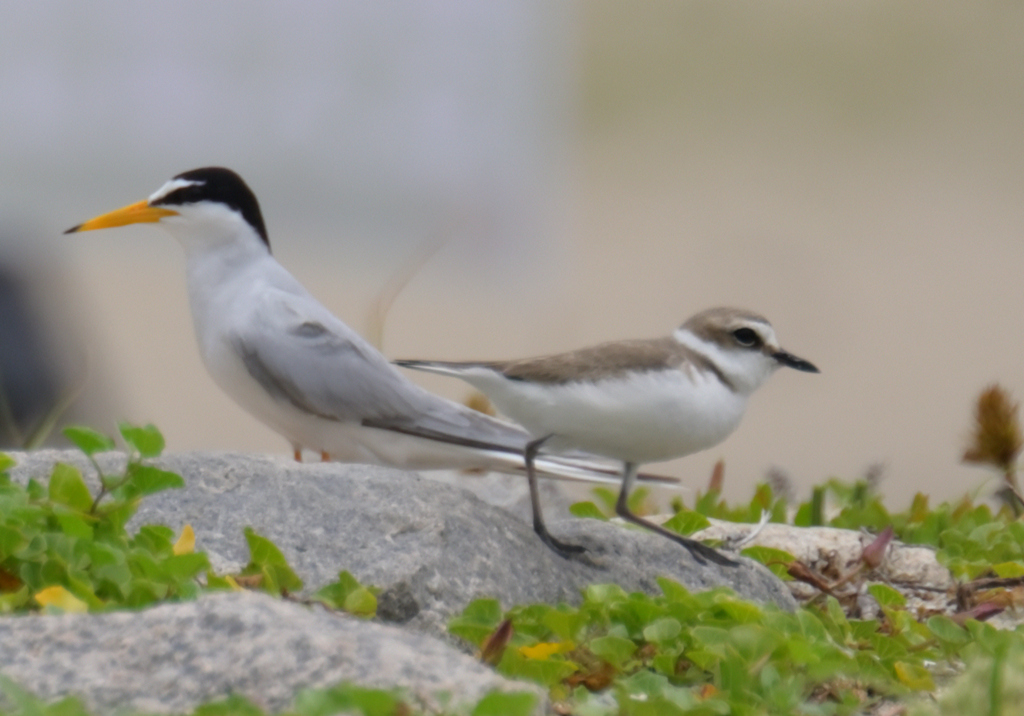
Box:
(197, 333), (460, 466)
(470, 369), (748, 464)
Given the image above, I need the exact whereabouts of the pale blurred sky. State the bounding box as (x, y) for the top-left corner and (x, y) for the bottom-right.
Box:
(0, 1), (571, 268)
(2, 2), (1024, 509)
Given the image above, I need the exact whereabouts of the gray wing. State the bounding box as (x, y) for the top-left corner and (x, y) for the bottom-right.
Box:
(233, 286), (532, 451)
(233, 287), (430, 422)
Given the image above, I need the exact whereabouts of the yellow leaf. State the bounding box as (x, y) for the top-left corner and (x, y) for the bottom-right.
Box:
(223, 574), (242, 591)
(992, 561), (1024, 578)
(519, 641), (575, 660)
(893, 661), (935, 691)
(173, 524), (195, 555)
(33, 586), (88, 613)
(699, 684), (719, 699)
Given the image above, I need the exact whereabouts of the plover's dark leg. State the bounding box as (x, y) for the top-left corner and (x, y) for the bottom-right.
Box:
(615, 462), (737, 567)
(526, 435), (586, 557)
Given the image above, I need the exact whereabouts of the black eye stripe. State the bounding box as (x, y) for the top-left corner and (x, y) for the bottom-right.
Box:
(151, 167), (270, 251)
(156, 183), (205, 205)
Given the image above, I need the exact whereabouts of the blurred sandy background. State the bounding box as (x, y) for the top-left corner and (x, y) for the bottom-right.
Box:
(1, 2), (1022, 507)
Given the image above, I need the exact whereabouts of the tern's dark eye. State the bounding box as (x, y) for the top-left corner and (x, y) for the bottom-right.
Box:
(732, 328), (761, 347)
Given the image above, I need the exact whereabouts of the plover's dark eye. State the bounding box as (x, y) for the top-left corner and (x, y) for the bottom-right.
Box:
(732, 328), (761, 347)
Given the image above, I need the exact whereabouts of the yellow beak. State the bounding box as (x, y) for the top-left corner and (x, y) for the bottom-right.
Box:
(64, 199), (179, 234)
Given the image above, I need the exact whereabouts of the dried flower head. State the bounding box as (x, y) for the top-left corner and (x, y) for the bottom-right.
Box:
(963, 384), (1023, 474)
(479, 618), (513, 666)
(863, 462), (885, 491)
(861, 525), (894, 570)
(708, 459), (725, 493)
(765, 466), (794, 503)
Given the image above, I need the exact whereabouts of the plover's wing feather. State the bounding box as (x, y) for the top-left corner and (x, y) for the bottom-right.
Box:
(496, 337), (682, 383)
(398, 337), (687, 385)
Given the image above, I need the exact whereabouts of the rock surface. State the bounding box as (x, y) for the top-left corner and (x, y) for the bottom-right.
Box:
(3, 449), (796, 713)
(8, 450), (795, 639)
(0, 590), (542, 715)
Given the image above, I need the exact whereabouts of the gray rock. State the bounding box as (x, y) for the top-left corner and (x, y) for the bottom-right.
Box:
(421, 467), (579, 525)
(7, 450), (795, 640)
(0, 590), (543, 715)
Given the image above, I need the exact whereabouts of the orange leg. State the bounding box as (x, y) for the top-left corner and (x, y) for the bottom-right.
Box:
(320, 451), (331, 462)
(293, 447), (303, 462)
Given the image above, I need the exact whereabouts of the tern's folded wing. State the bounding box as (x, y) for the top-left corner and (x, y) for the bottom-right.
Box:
(232, 291), (430, 424)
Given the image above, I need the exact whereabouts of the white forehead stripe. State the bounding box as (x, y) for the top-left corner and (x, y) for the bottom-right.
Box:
(148, 178), (204, 203)
(673, 322), (780, 351)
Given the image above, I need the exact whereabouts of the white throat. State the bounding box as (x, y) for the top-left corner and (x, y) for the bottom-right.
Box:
(158, 203), (265, 256)
(672, 327), (778, 395)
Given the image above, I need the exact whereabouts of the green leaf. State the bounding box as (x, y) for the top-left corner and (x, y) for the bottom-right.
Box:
(0, 453), (16, 472)
(661, 510), (711, 536)
(204, 572), (237, 591)
(470, 690), (538, 716)
(628, 486), (651, 514)
(162, 552), (211, 581)
(48, 464), (93, 512)
(122, 465), (184, 497)
(96, 498), (138, 533)
(0, 524), (26, 559)
(992, 561), (1024, 578)
(314, 570), (377, 617)
(927, 615), (971, 646)
(868, 583), (907, 608)
(241, 527), (303, 594)
(795, 608), (829, 642)
(0, 586), (30, 613)
(25, 478), (45, 500)
(245, 526), (286, 563)
(655, 577), (693, 603)
(133, 524), (175, 556)
(497, 648), (578, 686)
(822, 596), (851, 641)
(691, 625), (731, 647)
(62, 426), (115, 456)
(893, 660), (935, 690)
(193, 694), (265, 716)
(739, 545), (795, 582)
(718, 598), (764, 624)
(118, 422), (165, 458)
(643, 617), (682, 644)
(450, 598), (505, 646)
(569, 501), (609, 520)
(592, 487), (618, 514)
(55, 512), (93, 540)
(94, 563), (133, 598)
(542, 607), (584, 642)
(125, 577), (168, 607)
(343, 587), (377, 617)
(589, 634), (636, 667)
(461, 597), (503, 624)
(293, 683), (402, 716)
(584, 583), (627, 606)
